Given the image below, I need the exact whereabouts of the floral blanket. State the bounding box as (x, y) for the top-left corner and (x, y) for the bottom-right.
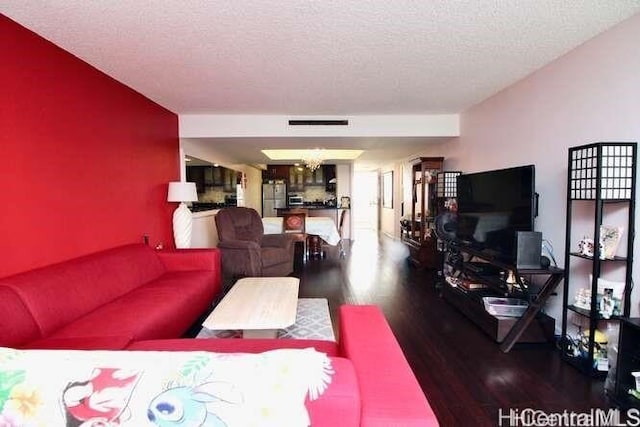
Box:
(0, 347), (333, 426)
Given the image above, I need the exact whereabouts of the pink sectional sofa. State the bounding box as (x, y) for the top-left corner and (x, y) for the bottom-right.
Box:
(0, 244), (439, 426)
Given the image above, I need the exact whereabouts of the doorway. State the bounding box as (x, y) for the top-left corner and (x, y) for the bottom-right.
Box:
(352, 171), (379, 242)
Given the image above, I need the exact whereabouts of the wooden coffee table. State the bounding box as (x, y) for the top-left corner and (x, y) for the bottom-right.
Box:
(202, 277), (299, 338)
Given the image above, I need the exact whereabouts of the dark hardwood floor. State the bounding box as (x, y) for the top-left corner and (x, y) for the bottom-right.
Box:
(295, 229), (610, 426)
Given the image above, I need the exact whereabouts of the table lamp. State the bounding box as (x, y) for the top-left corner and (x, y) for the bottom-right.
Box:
(167, 181), (198, 248)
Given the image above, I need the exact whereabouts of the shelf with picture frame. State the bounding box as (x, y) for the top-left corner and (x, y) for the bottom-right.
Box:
(560, 141), (636, 377)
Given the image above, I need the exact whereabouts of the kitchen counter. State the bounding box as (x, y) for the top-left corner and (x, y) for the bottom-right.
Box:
(276, 205), (348, 210)
(275, 206), (349, 227)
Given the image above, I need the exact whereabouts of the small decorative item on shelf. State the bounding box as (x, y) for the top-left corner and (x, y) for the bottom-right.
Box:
(600, 224), (623, 259)
(591, 275), (624, 319)
(575, 328), (609, 371)
(578, 237), (597, 257)
(444, 198), (458, 211)
(573, 276), (625, 319)
(574, 288), (592, 310)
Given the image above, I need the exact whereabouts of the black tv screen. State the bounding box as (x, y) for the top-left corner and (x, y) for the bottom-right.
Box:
(456, 165), (536, 261)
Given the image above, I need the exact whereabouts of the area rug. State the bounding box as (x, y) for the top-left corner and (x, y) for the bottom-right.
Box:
(197, 298), (336, 341)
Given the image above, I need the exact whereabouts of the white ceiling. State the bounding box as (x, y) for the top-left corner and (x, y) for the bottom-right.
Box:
(4, 1), (640, 167)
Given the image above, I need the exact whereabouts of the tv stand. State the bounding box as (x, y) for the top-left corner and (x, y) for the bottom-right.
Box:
(441, 245), (564, 352)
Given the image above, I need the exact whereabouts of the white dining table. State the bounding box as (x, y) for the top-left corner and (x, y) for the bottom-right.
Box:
(262, 216), (341, 245)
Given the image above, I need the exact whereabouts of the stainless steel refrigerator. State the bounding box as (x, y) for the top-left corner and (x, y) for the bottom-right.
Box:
(262, 182), (287, 217)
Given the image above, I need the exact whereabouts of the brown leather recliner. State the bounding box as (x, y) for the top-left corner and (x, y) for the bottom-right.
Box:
(215, 207), (295, 280)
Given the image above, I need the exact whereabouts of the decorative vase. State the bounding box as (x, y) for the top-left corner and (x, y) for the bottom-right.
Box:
(172, 202), (193, 248)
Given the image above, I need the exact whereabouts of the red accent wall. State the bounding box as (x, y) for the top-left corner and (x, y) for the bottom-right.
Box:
(0, 15), (179, 277)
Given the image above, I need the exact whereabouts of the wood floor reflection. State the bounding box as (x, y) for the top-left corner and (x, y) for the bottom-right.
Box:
(295, 229), (609, 426)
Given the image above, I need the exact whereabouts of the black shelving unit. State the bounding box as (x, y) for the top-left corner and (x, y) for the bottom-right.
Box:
(561, 142), (636, 376)
(613, 318), (640, 410)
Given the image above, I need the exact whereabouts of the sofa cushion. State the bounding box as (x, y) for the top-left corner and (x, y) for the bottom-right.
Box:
(0, 286), (41, 347)
(0, 244), (167, 338)
(49, 270), (217, 341)
(0, 346), (335, 426)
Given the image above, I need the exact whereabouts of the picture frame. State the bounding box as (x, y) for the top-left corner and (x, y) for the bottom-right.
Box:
(382, 171), (393, 208)
(590, 274), (625, 319)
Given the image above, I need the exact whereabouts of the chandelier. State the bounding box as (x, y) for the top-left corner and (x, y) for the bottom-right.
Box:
(302, 149), (325, 171)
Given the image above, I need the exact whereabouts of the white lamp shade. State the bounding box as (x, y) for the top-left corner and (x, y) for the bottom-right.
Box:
(167, 181), (198, 202)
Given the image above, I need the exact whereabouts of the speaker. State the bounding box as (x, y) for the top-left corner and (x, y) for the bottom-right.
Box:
(516, 231), (542, 269)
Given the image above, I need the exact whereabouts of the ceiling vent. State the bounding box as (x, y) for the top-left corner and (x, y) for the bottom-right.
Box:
(288, 119), (349, 126)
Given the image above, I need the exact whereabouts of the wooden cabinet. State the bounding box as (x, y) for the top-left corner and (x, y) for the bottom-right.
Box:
(212, 166), (223, 185)
(186, 166), (205, 193)
(303, 167), (324, 185)
(402, 157), (444, 269)
(289, 166), (305, 191)
(263, 165), (289, 182)
(324, 165), (336, 192)
(188, 165), (238, 193)
(265, 164), (335, 191)
(223, 168), (237, 191)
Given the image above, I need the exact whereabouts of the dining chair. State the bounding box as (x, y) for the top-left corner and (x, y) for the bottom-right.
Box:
(282, 212), (308, 262)
(337, 209), (347, 258)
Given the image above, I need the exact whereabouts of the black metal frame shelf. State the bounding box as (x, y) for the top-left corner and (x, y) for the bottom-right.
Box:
(613, 318), (640, 410)
(569, 252), (628, 262)
(561, 141), (637, 377)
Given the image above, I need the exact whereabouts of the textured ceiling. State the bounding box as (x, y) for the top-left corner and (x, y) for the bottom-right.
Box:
(3, 1), (640, 166)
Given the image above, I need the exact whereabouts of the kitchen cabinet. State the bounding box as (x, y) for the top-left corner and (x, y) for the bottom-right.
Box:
(187, 165), (237, 192)
(223, 168), (238, 192)
(212, 167), (223, 185)
(186, 166), (205, 193)
(304, 167), (324, 185)
(263, 165), (289, 182)
(264, 164), (336, 190)
(289, 166), (306, 191)
(324, 165), (336, 192)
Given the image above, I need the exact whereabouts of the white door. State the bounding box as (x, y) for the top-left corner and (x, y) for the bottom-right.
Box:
(352, 171), (379, 233)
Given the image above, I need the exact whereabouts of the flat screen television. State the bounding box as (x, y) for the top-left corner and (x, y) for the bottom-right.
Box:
(455, 165), (537, 262)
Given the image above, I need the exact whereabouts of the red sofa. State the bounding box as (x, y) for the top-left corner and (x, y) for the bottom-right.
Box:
(0, 244), (438, 426)
(0, 244), (222, 349)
